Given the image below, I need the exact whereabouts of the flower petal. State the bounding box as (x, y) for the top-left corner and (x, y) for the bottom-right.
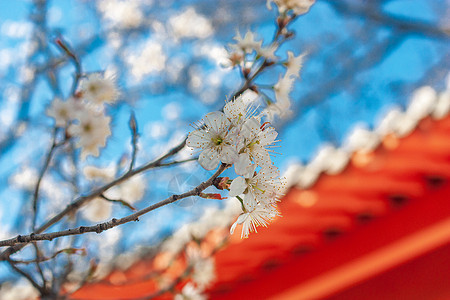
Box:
(230, 220), (238, 235)
(241, 117), (260, 140)
(251, 144), (272, 167)
(186, 129), (210, 148)
(220, 144), (238, 164)
(199, 148), (220, 170)
(203, 111), (229, 134)
(234, 153), (253, 176)
(244, 192), (258, 211)
(258, 127), (277, 146)
(229, 176), (246, 197)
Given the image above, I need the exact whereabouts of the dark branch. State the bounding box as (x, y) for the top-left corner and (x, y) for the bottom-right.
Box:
(0, 164), (229, 247)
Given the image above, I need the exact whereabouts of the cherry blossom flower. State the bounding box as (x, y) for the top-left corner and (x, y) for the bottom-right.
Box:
(46, 97), (80, 127)
(83, 164), (116, 181)
(68, 108), (112, 159)
(259, 44), (279, 61)
(223, 93), (257, 127)
(229, 30), (262, 54)
(285, 51), (306, 78)
(104, 175), (146, 204)
(230, 203), (280, 238)
(261, 73), (295, 121)
(267, 0), (315, 15)
(274, 73), (295, 107)
(186, 111), (239, 170)
(235, 117), (278, 174)
(80, 73), (119, 105)
(174, 283), (206, 300)
(81, 197), (112, 222)
(261, 98), (291, 122)
(229, 165), (282, 210)
(186, 246), (216, 289)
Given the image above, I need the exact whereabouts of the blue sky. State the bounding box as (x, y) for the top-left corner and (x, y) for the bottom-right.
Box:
(0, 0), (449, 281)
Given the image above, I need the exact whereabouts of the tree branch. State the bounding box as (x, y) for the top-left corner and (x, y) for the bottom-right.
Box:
(32, 128), (59, 230)
(0, 164), (229, 247)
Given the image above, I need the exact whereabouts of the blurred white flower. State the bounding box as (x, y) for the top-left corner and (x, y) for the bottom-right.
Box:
(83, 164), (116, 182)
(10, 166), (38, 190)
(259, 44), (279, 61)
(126, 40), (166, 80)
(0, 280), (39, 300)
(169, 7), (213, 40)
(262, 73), (295, 121)
(116, 175), (146, 204)
(46, 97), (80, 127)
(285, 51), (306, 78)
(186, 247), (216, 289)
(267, 0), (316, 15)
(229, 30), (262, 54)
(98, 0), (144, 29)
(262, 98), (291, 122)
(81, 197), (112, 222)
(69, 108), (111, 160)
(174, 283), (206, 300)
(80, 73), (119, 105)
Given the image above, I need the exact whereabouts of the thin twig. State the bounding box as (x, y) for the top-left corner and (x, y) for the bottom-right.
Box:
(32, 128), (59, 230)
(128, 112), (139, 172)
(32, 242), (47, 292)
(9, 247), (85, 265)
(100, 194), (136, 211)
(7, 259), (45, 294)
(55, 37), (82, 95)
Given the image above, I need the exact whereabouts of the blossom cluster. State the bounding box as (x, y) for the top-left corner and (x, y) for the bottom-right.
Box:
(267, 0), (316, 15)
(226, 27), (307, 122)
(46, 73), (119, 159)
(186, 95), (285, 238)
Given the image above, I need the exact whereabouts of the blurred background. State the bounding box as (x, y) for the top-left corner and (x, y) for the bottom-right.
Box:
(0, 0), (449, 299)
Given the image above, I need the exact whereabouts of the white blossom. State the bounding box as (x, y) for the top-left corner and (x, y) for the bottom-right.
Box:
(83, 164), (116, 181)
(186, 111), (239, 170)
(105, 175), (146, 204)
(262, 73), (296, 121)
(46, 97), (80, 127)
(229, 165), (283, 210)
(267, 0), (315, 15)
(174, 283), (206, 300)
(259, 44), (279, 61)
(80, 73), (119, 105)
(229, 30), (262, 54)
(0, 280), (39, 300)
(285, 51), (306, 78)
(241, 118), (278, 170)
(186, 247), (216, 289)
(223, 94), (257, 127)
(261, 98), (291, 122)
(81, 197), (112, 222)
(68, 108), (112, 160)
(98, 0), (144, 29)
(169, 7), (213, 40)
(230, 203), (280, 239)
